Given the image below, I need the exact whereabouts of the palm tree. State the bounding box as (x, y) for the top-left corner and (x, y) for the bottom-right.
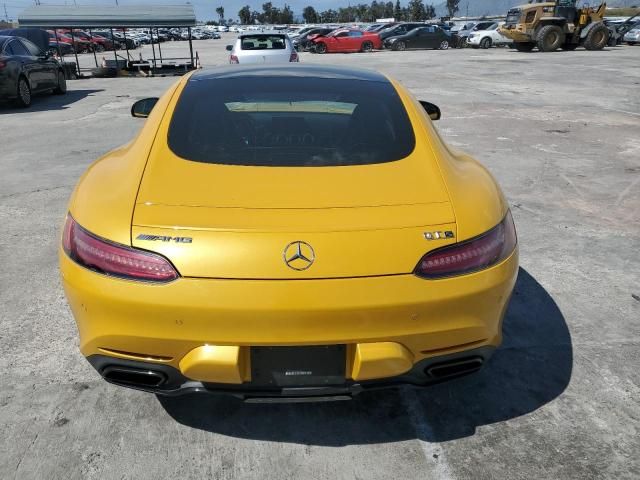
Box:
(216, 6), (225, 24)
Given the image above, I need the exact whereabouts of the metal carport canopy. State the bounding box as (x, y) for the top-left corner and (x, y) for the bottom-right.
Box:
(18, 5), (196, 28)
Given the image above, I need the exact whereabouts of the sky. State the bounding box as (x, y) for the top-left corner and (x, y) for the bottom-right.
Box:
(2, 0), (346, 23)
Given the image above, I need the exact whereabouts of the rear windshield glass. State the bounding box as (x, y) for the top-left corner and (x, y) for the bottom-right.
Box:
(168, 76), (416, 167)
(240, 35), (286, 50)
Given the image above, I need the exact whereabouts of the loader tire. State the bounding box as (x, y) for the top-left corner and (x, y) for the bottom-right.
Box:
(536, 25), (565, 52)
(583, 24), (608, 50)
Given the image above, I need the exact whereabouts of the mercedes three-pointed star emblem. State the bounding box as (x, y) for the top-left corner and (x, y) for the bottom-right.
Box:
(283, 241), (315, 271)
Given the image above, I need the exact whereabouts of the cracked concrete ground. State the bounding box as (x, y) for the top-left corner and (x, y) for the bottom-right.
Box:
(1, 38), (639, 479)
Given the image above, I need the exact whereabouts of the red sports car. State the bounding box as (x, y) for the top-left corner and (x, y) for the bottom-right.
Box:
(312, 29), (382, 53)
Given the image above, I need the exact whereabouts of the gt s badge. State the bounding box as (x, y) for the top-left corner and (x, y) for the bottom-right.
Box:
(136, 234), (192, 243)
(423, 231), (455, 240)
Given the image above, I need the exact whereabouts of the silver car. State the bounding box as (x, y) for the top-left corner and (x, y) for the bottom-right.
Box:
(623, 24), (640, 45)
(226, 32), (299, 64)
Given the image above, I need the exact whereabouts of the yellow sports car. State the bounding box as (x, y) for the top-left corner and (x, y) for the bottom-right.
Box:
(60, 65), (518, 401)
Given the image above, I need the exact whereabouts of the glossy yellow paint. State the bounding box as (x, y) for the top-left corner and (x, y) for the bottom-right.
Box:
(60, 68), (518, 386)
(179, 345), (247, 384)
(351, 342), (414, 381)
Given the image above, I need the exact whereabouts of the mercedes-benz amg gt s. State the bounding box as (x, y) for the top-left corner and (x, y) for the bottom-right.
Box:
(60, 65), (518, 401)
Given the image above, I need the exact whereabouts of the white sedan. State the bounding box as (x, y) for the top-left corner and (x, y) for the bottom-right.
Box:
(467, 23), (512, 49)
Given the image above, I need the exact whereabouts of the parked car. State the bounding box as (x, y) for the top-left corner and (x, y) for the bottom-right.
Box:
(68, 30), (114, 51)
(311, 29), (382, 53)
(467, 22), (513, 48)
(293, 27), (335, 51)
(623, 22), (640, 45)
(365, 22), (397, 33)
(0, 35), (66, 107)
(54, 30), (93, 52)
(378, 22), (426, 43)
(384, 25), (451, 51)
(227, 33), (299, 64)
(60, 64), (518, 399)
(92, 31), (137, 49)
(453, 21), (497, 47)
(48, 39), (75, 56)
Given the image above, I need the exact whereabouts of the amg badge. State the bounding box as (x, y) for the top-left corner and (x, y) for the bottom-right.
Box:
(136, 234), (192, 243)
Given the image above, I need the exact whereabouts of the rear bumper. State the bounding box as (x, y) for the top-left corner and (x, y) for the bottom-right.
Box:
(61, 246), (517, 388)
(88, 345), (496, 400)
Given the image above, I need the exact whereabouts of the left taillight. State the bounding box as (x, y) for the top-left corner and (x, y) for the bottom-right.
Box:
(414, 210), (517, 279)
(62, 215), (178, 282)
(229, 54), (239, 64)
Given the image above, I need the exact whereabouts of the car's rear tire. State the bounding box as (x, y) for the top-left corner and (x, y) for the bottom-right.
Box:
(315, 42), (327, 54)
(480, 37), (492, 49)
(536, 25), (565, 52)
(14, 76), (32, 108)
(361, 41), (374, 52)
(439, 40), (449, 50)
(583, 24), (609, 50)
(514, 42), (535, 52)
(393, 41), (406, 51)
(53, 70), (67, 95)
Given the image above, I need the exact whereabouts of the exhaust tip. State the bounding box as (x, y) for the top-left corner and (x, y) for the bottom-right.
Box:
(102, 366), (167, 388)
(425, 356), (484, 379)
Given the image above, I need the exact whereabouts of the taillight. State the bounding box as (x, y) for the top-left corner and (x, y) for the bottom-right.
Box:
(289, 51), (299, 62)
(229, 54), (239, 64)
(62, 215), (178, 282)
(0, 60), (6, 69)
(415, 210), (517, 279)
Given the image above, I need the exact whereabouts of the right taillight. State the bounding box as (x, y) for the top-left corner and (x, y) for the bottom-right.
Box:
(415, 210), (517, 279)
(289, 51), (299, 62)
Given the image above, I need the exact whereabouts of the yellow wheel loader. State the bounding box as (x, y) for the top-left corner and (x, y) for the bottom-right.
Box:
(499, 0), (609, 52)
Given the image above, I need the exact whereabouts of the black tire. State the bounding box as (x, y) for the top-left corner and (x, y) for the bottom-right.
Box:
(628, 42), (637, 46)
(561, 42), (578, 51)
(315, 42), (327, 54)
(514, 42), (535, 52)
(439, 40), (449, 50)
(393, 41), (406, 51)
(15, 76), (31, 108)
(458, 36), (467, 47)
(480, 37), (492, 49)
(53, 70), (67, 95)
(361, 41), (374, 52)
(95, 44), (105, 53)
(583, 24), (608, 51)
(536, 25), (565, 52)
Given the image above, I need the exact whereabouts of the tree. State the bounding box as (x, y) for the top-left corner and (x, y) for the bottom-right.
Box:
(238, 5), (251, 24)
(384, 1), (394, 17)
(393, 0), (403, 20)
(407, 0), (426, 20)
(425, 3), (435, 18)
(216, 6), (225, 24)
(302, 5), (318, 23)
(319, 9), (338, 22)
(278, 4), (294, 23)
(446, 0), (460, 17)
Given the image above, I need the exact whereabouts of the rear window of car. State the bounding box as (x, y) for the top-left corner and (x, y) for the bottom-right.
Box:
(240, 35), (287, 50)
(168, 76), (416, 167)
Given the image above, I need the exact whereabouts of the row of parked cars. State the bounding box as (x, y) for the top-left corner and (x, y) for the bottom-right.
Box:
(287, 21), (514, 53)
(46, 27), (222, 56)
